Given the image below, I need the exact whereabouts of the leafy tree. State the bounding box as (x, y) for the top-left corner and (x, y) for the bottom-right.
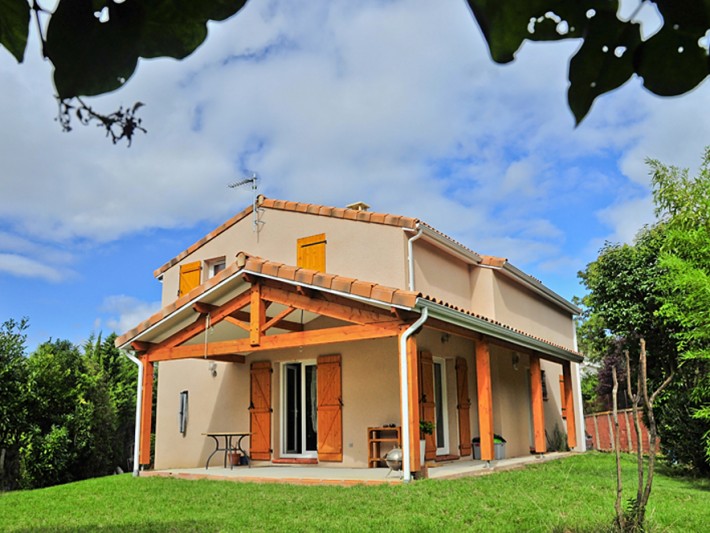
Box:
(578, 148), (710, 475)
(19, 339), (117, 488)
(650, 147), (710, 464)
(0, 0), (708, 140)
(83, 333), (138, 471)
(0, 318), (28, 490)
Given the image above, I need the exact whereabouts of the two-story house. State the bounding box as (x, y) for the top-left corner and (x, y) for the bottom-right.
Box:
(116, 196), (584, 481)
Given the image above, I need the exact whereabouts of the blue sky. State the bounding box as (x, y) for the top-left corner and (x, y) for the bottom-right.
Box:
(1, 0), (709, 351)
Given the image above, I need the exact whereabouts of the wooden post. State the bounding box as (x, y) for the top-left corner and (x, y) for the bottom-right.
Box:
(563, 361), (577, 449)
(406, 334), (420, 473)
(250, 283), (265, 346)
(139, 357), (154, 466)
(475, 338), (494, 461)
(530, 354), (546, 454)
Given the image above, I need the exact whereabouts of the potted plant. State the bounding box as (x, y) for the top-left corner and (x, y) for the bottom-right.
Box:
(419, 420), (435, 463)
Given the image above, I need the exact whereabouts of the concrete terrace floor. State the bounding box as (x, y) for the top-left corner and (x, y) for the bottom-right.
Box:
(140, 452), (574, 486)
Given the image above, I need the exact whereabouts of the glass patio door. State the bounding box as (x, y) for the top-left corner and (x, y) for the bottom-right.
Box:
(282, 362), (318, 456)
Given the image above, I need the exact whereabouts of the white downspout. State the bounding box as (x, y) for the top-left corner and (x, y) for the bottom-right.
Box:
(399, 306), (428, 483)
(407, 225), (424, 292)
(572, 325), (586, 451)
(121, 348), (143, 477)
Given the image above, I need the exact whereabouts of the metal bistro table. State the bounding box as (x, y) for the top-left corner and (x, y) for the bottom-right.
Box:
(203, 432), (251, 469)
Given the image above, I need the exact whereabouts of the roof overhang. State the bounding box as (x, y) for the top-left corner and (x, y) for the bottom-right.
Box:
(417, 298), (583, 364)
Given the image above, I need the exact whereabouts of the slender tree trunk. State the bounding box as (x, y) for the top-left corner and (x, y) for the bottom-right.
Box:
(612, 366), (625, 531)
(636, 338), (674, 527)
(624, 349), (644, 518)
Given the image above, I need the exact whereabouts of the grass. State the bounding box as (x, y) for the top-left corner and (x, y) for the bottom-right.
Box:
(0, 453), (707, 532)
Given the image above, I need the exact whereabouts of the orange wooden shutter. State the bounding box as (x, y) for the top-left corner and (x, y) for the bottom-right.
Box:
(456, 357), (472, 456)
(297, 234), (326, 272)
(249, 361), (272, 461)
(418, 350), (436, 460)
(178, 261), (201, 296)
(317, 354), (343, 462)
(559, 374), (567, 418)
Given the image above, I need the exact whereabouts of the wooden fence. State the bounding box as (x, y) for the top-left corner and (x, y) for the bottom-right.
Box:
(584, 409), (651, 454)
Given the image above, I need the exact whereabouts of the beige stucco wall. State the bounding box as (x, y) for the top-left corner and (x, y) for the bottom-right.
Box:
(154, 332), (403, 470)
(160, 208), (408, 306)
(152, 324), (573, 470)
(469, 267), (575, 349)
(411, 240), (472, 310)
(154, 358), (248, 470)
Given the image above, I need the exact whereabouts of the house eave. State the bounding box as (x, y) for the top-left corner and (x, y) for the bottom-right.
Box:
(417, 298), (583, 364)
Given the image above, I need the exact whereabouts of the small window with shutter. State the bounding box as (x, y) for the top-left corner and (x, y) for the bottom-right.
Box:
(297, 234), (326, 272)
(178, 261), (202, 297)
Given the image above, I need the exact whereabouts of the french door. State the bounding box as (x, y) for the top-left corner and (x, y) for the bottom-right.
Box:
(282, 362), (318, 457)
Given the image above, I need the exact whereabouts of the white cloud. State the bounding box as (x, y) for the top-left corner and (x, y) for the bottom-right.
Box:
(0, 253), (65, 282)
(596, 195), (655, 244)
(0, 0), (708, 291)
(101, 295), (162, 334)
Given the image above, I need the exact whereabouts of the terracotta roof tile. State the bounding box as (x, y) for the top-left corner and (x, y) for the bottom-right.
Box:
(350, 280), (376, 299)
(277, 265), (298, 281)
(120, 252), (580, 359)
(313, 272), (334, 289)
(155, 197), (425, 278)
(370, 285), (397, 304)
(260, 261), (283, 278)
(295, 269), (316, 285)
(480, 255), (507, 268)
(331, 275), (356, 293)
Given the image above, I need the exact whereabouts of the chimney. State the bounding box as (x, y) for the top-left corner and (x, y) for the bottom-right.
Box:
(346, 201), (371, 212)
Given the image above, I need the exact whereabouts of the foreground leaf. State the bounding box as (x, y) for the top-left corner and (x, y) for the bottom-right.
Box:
(0, 0), (30, 63)
(45, 0), (248, 98)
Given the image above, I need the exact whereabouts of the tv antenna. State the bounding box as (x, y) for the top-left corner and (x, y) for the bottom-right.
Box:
(228, 172), (263, 232)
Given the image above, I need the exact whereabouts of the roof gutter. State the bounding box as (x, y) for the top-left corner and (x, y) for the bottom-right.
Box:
(418, 298), (583, 363)
(405, 226), (482, 268)
(120, 348), (143, 477)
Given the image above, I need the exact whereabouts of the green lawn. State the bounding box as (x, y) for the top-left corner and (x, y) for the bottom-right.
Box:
(1, 453), (707, 532)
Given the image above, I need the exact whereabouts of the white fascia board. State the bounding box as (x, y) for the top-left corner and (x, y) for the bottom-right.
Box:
(117, 270), (250, 349)
(405, 226), (482, 265)
(418, 299), (583, 363)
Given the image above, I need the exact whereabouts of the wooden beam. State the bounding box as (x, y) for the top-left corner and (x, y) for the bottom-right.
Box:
(208, 354), (246, 363)
(224, 315), (250, 332)
(145, 290), (252, 355)
(262, 306), (296, 333)
(563, 361), (577, 449)
(228, 310), (303, 332)
(192, 302), (216, 314)
(131, 341), (155, 354)
(139, 357), (154, 465)
(250, 283), (265, 346)
(426, 317), (482, 341)
(475, 338), (494, 461)
(530, 353), (546, 454)
(149, 323), (400, 362)
(261, 284), (395, 325)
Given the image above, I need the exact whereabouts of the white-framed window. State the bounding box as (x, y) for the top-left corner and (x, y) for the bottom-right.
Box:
(206, 257), (226, 279)
(178, 390), (189, 435)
